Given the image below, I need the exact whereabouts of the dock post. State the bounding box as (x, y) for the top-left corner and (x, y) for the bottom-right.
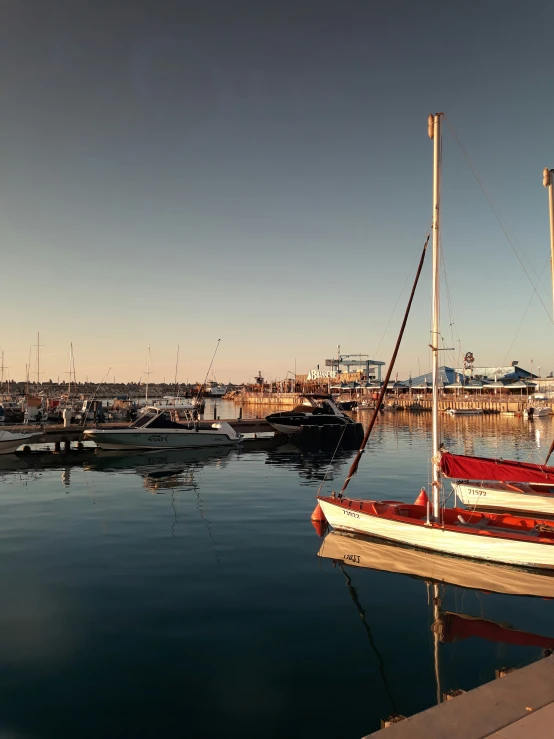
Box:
(496, 667), (518, 679)
(54, 441), (61, 454)
(214, 403), (217, 420)
(77, 441), (84, 451)
(444, 689), (466, 700)
(64, 439), (71, 454)
(380, 715), (406, 728)
(239, 406), (243, 420)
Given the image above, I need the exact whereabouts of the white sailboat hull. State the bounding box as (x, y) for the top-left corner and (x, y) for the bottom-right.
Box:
(318, 499), (554, 569)
(455, 481), (554, 516)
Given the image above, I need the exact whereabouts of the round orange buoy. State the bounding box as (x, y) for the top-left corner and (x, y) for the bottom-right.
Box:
(311, 502), (326, 522)
(311, 518), (328, 537)
(414, 488), (429, 506)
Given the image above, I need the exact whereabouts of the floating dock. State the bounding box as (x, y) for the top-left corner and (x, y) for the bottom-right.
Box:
(366, 654), (554, 738)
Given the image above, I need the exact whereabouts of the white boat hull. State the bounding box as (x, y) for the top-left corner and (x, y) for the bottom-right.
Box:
(268, 422), (303, 435)
(455, 481), (554, 516)
(0, 431), (42, 455)
(318, 499), (554, 569)
(84, 428), (241, 451)
(525, 407), (551, 417)
(446, 409), (483, 416)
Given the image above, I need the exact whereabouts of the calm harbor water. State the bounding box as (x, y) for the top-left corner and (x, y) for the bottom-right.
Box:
(1, 403), (553, 738)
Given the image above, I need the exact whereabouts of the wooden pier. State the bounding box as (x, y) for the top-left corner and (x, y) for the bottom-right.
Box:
(366, 654), (554, 738)
(5, 418), (273, 446)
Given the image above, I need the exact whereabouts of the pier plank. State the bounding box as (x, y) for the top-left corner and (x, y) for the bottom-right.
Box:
(365, 655), (554, 739)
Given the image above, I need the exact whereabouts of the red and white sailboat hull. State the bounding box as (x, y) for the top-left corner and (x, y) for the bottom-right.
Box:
(455, 481), (554, 517)
(318, 497), (554, 570)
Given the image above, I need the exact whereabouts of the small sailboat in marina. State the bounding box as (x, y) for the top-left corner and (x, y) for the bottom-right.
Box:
(313, 114), (554, 569)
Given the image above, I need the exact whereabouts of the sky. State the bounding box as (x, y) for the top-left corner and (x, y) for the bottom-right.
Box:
(1, 0), (554, 384)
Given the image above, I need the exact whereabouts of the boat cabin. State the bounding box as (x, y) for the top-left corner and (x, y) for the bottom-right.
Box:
(130, 407), (198, 429)
(296, 394), (344, 416)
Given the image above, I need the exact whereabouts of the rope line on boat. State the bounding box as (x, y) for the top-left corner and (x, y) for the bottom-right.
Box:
(444, 115), (552, 323)
(339, 564), (398, 713)
(372, 224), (432, 361)
(341, 235), (429, 495)
(316, 422), (350, 496)
(82, 366), (112, 426)
(503, 255), (551, 367)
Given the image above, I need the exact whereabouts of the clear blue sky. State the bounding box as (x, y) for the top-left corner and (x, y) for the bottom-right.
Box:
(1, 0), (554, 383)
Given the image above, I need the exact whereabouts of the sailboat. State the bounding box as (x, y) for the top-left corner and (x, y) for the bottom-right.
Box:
(314, 114), (554, 569)
(439, 168), (554, 515)
(442, 451), (554, 516)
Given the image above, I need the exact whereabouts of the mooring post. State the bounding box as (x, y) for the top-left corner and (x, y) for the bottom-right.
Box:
(54, 441), (61, 453)
(214, 403), (217, 420)
(63, 439), (70, 454)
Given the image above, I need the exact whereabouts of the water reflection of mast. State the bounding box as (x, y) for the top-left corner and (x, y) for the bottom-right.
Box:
(431, 582), (442, 705)
(339, 564), (397, 713)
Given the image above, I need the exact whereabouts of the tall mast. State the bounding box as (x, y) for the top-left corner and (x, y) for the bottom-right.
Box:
(68, 343), (74, 398)
(174, 345), (180, 398)
(428, 113), (443, 521)
(543, 168), (554, 320)
(37, 332), (40, 386)
(145, 344), (152, 403)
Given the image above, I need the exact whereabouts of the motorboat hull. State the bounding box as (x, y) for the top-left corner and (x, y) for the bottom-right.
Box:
(84, 428), (242, 450)
(446, 408), (483, 416)
(0, 431), (42, 455)
(525, 407), (551, 417)
(266, 413), (353, 436)
(455, 481), (554, 517)
(318, 497), (554, 569)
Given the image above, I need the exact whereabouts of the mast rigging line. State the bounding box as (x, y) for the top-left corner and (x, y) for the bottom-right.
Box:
(340, 234), (430, 496)
(443, 115), (552, 323)
(373, 224), (432, 361)
(502, 255), (550, 367)
(197, 339), (222, 402)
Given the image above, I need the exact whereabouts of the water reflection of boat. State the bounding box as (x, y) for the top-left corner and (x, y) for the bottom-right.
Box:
(86, 446), (234, 475)
(319, 530), (554, 727)
(318, 531), (554, 598)
(264, 444), (354, 486)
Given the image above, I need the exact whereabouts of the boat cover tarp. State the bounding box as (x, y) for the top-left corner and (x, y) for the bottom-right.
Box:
(440, 451), (554, 484)
(439, 612), (554, 648)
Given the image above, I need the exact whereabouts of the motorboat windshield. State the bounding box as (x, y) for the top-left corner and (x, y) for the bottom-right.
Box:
(129, 408), (195, 429)
(299, 394), (344, 416)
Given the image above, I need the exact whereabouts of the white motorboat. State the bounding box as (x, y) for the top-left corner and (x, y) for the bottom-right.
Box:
(84, 406), (243, 450)
(0, 429), (43, 455)
(524, 406), (551, 418)
(446, 408), (483, 416)
(206, 384), (227, 397)
(266, 394), (357, 435)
